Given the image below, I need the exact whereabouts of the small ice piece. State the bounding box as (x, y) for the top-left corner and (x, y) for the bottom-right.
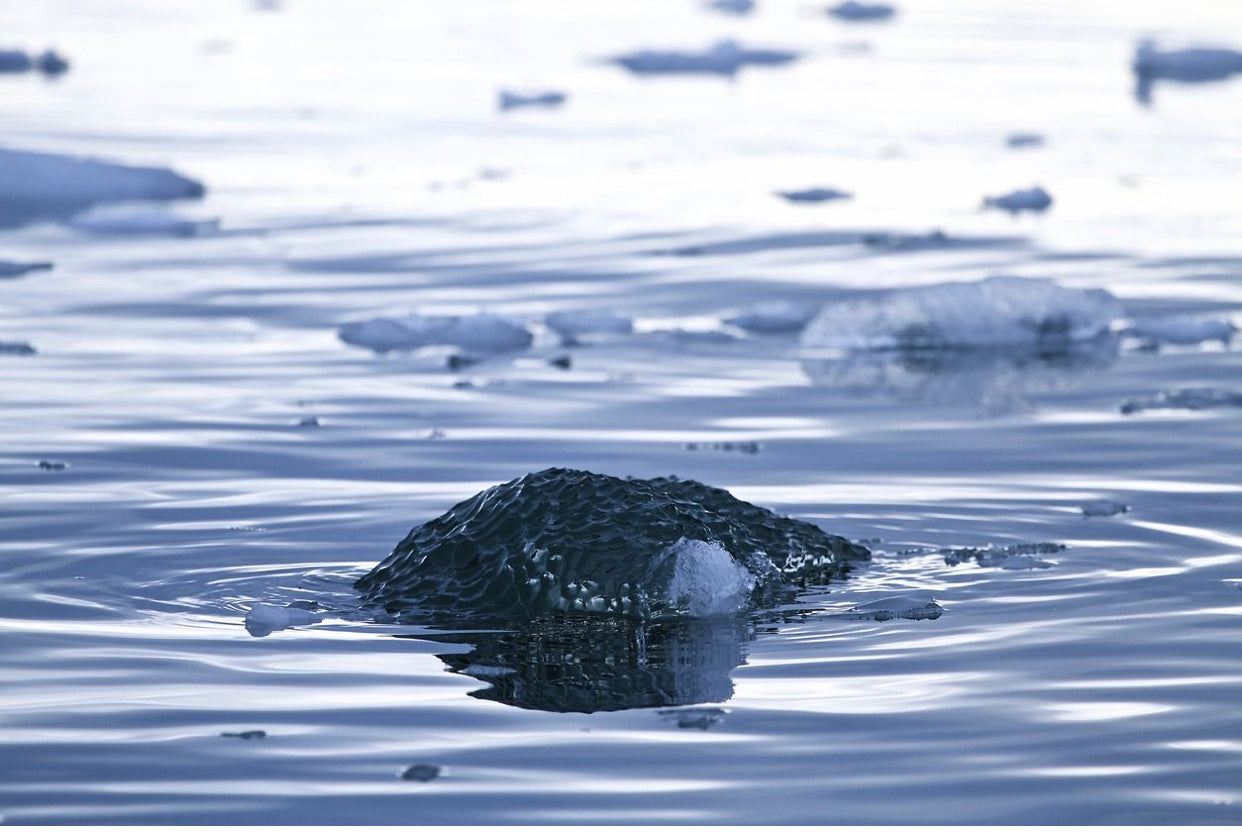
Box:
(827, 2), (896, 22)
(37, 459), (67, 470)
(944, 542), (1062, 569)
(1126, 315), (1235, 346)
(1006, 132), (1045, 149)
(221, 730), (266, 740)
(725, 300), (817, 334)
(295, 416), (321, 428)
(338, 313), (532, 354)
(802, 276), (1120, 351)
(684, 440), (761, 454)
(497, 89), (568, 112)
(707, 0), (755, 15)
(846, 591), (941, 621)
(244, 602), (323, 637)
(776, 187), (852, 204)
(67, 207), (219, 237)
(0, 260), (53, 278)
(1133, 39), (1242, 105)
(0, 50), (34, 73)
(1120, 387), (1242, 415)
(36, 50), (69, 75)
(983, 186), (1053, 215)
(610, 39), (798, 77)
(1079, 500), (1129, 518)
(661, 538), (756, 617)
(544, 310), (633, 344)
(659, 707), (726, 730)
(0, 341), (36, 356)
(400, 764), (441, 783)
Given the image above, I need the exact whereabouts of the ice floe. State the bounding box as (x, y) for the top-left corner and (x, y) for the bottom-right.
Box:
(801, 276), (1120, 351)
(843, 592), (942, 621)
(339, 313), (533, 354)
(497, 89), (567, 112)
(0, 260), (53, 279)
(609, 39), (799, 77)
(244, 601), (323, 637)
(776, 187), (853, 204)
(0, 147), (204, 227)
(0, 49), (69, 76)
(725, 300), (817, 334)
(1120, 388), (1242, 415)
(827, 2), (896, 22)
(983, 186), (1053, 215)
(544, 310), (633, 344)
(1133, 39), (1242, 105)
(663, 538), (757, 617)
(1125, 315), (1235, 347)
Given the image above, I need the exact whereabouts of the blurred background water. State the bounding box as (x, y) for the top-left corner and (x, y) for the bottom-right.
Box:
(2, 0), (1241, 823)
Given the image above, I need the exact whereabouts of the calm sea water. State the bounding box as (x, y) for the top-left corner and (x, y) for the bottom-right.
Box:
(3, 0), (1242, 823)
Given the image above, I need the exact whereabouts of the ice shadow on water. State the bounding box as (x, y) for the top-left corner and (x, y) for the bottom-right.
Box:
(802, 338), (1118, 412)
(400, 615), (755, 714)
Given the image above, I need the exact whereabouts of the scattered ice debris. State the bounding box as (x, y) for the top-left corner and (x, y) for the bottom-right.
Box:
(844, 591), (942, 621)
(1006, 132), (1045, 149)
(707, 0), (755, 15)
(801, 276), (1120, 351)
(827, 2), (896, 22)
(67, 207), (219, 237)
(0, 49), (69, 76)
(659, 707), (726, 730)
(609, 39), (798, 77)
(400, 764), (441, 783)
(1125, 315), (1235, 347)
(221, 730), (266, 740)
(37, 460), (67, 470)
(776, 187), (852, 204)
(544, 310), (634, 344)
(1133, 39), (1242, 105)
(0, 147), (204, 225)
(1079, 500), (1129, 518)
(725, 301), (816, 334)
(942, 542), (1063, 570)
(295, 416), (321, 428)
(0, 341), (36, 356)
(0, 260), (53, 278)
(983, 186), (1053, 215)
(549, 355), (572, 370)
(1120, 388), (1242, 415)
(684, 440), (761, 454)
(498, 89), (567, 112)
(244, 601), (323, 637)
(338, 313), (532, 355)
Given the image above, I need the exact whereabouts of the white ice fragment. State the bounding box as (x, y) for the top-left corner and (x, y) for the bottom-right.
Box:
(339, 313), (532, 354)
(983, 186), (1053, 215)
(707, 0), (755, 14)
(1126, 315), (1235, 346)
(0, 147), (204, 216)
(662, 538), (756, 617)
(244, 602), (322, 636)
(846, 591), (941, 621)
(610, 39), (798, 77)
(725, 301), (816, 334)
(827, 2), (896, 22)
(67, 207), (219, 237)
(544, 310), (633, 343)
(498, 89), (568, 112)
(1079, 500), (1129, 518)
(801, 276), (1120, 351)
(776, 187), (852, 204)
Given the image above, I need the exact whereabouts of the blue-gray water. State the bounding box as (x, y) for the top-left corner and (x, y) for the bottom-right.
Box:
(3, 0), (1242, 824)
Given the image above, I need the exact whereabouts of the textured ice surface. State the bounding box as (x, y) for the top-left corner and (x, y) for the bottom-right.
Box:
(1126, 315), (1235, 346)
(356, 468), (868, 621)
(1079, 500), (1129, 518)
(339, 313), (532, 354)
(725, 301), (817, 334)
(827, 2), (896, 22)
(67, 207), (219, 237)
(544, 310), (633, 343)
(243, 602), (323, 636)
(1120, 388), (1242, 415)
(983, 186), (1053, 214)
(1133, 40), (1242, 104)
(776, 187), (853, 204)
(801, 276), (1120, 351)
(0, 260), (53, 278)
(0, 147), (204, 226)
(498, 89), (567, 111)
(845, 592), (942, 621)
(610, 40), (799, 77)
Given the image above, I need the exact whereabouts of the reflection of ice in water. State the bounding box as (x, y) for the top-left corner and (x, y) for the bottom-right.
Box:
(417, 616), (752, 713)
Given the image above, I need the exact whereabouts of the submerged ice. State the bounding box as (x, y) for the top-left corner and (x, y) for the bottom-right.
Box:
(355, 468), (868, 621)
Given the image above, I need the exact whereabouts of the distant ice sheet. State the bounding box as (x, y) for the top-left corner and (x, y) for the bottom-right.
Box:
(339, 313), (533, 354)
(802, 276), (1120, 351)
(0, 147), (204, 228)
(609, 39), (799, 77)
